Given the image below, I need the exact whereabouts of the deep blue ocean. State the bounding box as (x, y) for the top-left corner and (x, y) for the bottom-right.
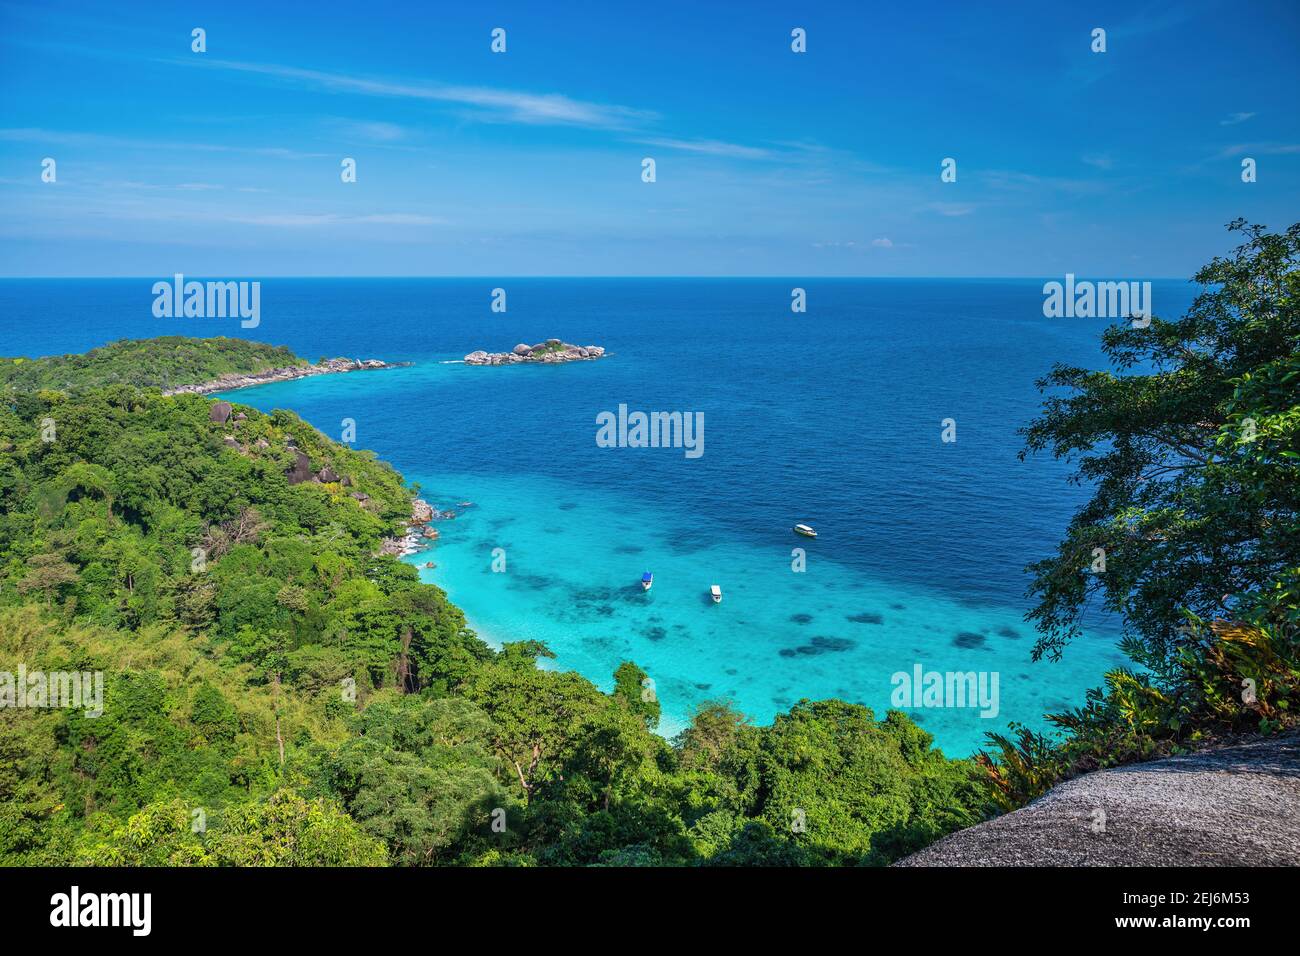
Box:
(0, 278), (1200, 754)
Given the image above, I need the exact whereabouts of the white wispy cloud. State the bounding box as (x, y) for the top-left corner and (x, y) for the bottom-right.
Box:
(0, 127), (326, 159)
(194, 59), (656, 130)
(981, 169), (1109, 195)
(635, 137), (772, 160)
(1081, 153), (1115, 170)
(338, 120), (407, 142)
(926, 202), (976, 217)
(1219, 112), (1256, 126)
(1215, 142), (1300, 157)
(186, 58), (788, 161)
(224, 212), (444, 227)
(2, 189), (445, 230)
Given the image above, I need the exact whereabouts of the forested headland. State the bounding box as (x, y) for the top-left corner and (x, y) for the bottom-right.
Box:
(1, 336), (306, 393)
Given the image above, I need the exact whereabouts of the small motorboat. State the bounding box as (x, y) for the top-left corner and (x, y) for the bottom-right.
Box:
(793, 523), (818, 539)
(710, 584), (722, 604)
(641, 572), (654, 592)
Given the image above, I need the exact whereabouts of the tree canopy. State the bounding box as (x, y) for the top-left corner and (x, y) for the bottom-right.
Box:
(0, 336), (304, 393)
(1022, 219), (1300, 665)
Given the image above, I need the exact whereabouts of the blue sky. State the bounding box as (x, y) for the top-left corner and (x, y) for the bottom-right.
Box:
(1, 0), (1297, 276)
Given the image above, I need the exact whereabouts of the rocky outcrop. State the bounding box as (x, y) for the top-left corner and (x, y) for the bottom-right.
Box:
(164, 357), (401, 396)
(285, 450), (313, 485)
(209, 401), (233, 423)
(377, 537), (406, 557)
(219, 420), (344, 488)
(896, 734), (1300, 866)
(464, 339), (606, 366)
(377, 497), (457, 558)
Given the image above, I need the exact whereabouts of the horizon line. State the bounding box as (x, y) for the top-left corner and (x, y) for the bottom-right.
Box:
(0, 274), (1196, 282)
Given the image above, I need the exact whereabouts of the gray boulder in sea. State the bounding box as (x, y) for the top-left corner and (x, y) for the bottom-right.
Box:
(464, 341), (607, 365)
(895, 734), (1300, 866)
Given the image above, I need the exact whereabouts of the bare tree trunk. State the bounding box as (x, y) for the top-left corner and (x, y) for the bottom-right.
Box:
(397, 626), (413, 693)
(273, 672), (285, 767)
(513, 743), (543, 803)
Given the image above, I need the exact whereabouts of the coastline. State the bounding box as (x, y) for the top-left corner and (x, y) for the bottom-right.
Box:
(400, 535), (691, 740)
(387, 468), (1129, 759)
(175, 300), (1152, 759)
(163, 356), (404, 397)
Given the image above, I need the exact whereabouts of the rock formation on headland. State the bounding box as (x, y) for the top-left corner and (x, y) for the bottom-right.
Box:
(163, 357), (399, 396)
(378, 498), (458, 558)
(464, 339), (606, 365)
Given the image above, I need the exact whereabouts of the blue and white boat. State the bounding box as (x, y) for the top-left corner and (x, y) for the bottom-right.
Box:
(641, 572), (653, 591)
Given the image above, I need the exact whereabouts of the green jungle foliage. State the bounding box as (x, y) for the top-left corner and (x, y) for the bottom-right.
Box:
(0, 376), (980, 867)
(981, 220), (1300, 806)
(0, 336), (304, 393)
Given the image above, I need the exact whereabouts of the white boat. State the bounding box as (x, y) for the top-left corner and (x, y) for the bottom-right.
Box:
(641, 572), (653, 591)
(793, 523), (818, 539)
(710, 584), (722, 604)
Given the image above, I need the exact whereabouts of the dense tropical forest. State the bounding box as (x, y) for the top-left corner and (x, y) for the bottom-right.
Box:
(1, 221), (1296, 866)
(0, 336), (305, 393)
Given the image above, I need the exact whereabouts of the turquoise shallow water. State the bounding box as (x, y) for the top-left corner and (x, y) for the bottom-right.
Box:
(403, 467), (1127, 749)
(2, 277), (1201, 756)
(203, 352), (1139, 757)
